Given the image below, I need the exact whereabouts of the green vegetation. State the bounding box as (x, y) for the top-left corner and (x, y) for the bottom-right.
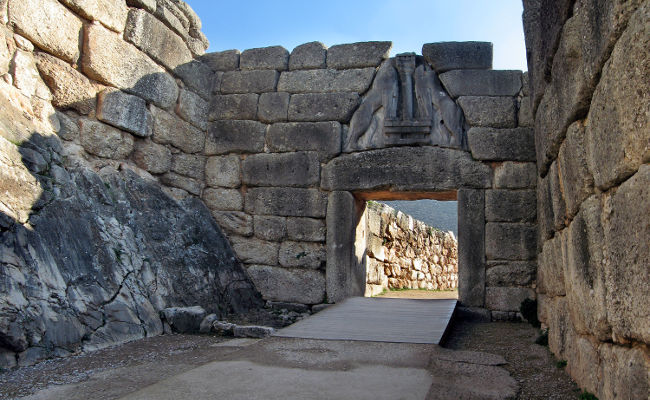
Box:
(295, 251), (307, 259)
(556, 359), (567, 368)
(578, 390), (598, 400)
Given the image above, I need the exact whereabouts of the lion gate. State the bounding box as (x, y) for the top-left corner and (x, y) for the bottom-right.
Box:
(206, 41), (537, 319)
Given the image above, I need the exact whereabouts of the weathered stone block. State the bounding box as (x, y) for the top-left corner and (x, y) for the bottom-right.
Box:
(209, 94), (258, 120)
(439, 70), (522, 98)
(288, 93), (359, 122)
(485, 261), (536, 287)
(485, 287), (535, 312)
(174, 60), (213, 100)
(603, 165), (650, 344)
(133, 139), (172, 174)
(494, 162), (536, 189)
(124, 9), (192, 70)
(277, 68), (376, 93)
(59, 0), (128, 33)
(557, 121), (593, 219)
(82, 24), (178, 108)
(536, 230), (565, 297)
(97, 89), (152, 137)
(458, 96), (516, 129)
(245, 188), (327, 218)
(321, 147), (492, 191)
(240, 46), (289, 70)
(485, 223), (536, 261)
(200, 49), (240, 71)
(55, 111), (80, 142)
(518, 96), (533, 127)
(203, 188), (243, 211)
(267, 121), (341, 160)
(160, 172), (203, 195)
(246, 265), (325, 304)
(287, 217), (326, 242)
(150, 105), (204, 153)
(205, 155), (240, 188)
(536, 173), (554, 242)
(35, 53), (96, 115)
(289, 41), (327, 70)
(258, 92), (289, 123)
(171, 153), (205, 179)
(326, 41), (392, 69)
(458, 188), (485, 307)
(325, 191), (359, 303)
(253, 216), (286, 242)
(79, 119), (134, 159)
(10, 50), (48, 100)
(467, 127), (535, 162)
(160, 306), (206, 334)
(233, 325), (274, 338)
(485, 190), (536, 223)
(599, 344), (650, 400)
(586, 5), (649, 190)
(220, 70), (279, 94)
(205, 120), (266, 155)
(422, 42), (492, 73)
(176, 89), (208, 130)
(8, 0), (83, 63)
(242, 152), (320, 187)
(548, 161), (566, 231)
(211, 211), (253, 236)
(229, 236), (279, 265)
(279, 241), (326, 269)
(0, 32), (9, 75)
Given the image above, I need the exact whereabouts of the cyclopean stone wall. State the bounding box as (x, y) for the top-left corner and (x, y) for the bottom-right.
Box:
(362, 201), (458, 297)
(0, 0), (263, 368)
(207, 40), (538, 319)
(523, 1), (649, 398)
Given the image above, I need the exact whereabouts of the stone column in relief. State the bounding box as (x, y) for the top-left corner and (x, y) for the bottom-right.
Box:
(458, 188), (486, 307)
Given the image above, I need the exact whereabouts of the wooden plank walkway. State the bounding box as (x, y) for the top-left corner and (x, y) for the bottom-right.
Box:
(273, 297), (457, 344)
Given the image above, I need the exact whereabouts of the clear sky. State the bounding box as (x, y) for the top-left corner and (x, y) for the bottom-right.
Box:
(184, 0), (527, 71)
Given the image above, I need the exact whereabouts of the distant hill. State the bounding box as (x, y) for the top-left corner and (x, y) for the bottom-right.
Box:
(380, 200), (458, 236)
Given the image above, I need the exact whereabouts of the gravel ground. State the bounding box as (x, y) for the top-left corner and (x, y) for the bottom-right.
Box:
(443, 319), (581, 399)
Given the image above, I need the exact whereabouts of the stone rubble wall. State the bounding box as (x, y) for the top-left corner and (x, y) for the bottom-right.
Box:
(0, 0), (266, 369)
(523, 1), (649, 398)
(363, 202), (458, 297)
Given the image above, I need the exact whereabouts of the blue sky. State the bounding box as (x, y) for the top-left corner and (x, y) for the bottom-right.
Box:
(184, 0), (527, 71)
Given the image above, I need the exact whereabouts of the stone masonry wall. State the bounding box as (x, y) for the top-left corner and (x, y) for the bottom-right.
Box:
(363, 202), (458, 297)
(523, 0), (649, 398)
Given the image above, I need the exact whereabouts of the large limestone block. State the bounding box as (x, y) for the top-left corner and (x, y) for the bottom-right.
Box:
(598, 344), (650, 400)
(277, 68), (376, 93)
(485, 223), (536, 261)
(133, 139), (172, 174)
(97, 89), (152, 137)
(242, 152), (320, 187)
(124, 9), (192, 71)
(245, 188), (327, 218)
(171, 153), (205, 179)
(59, 0), (128, 33)
(485, 261), (536, 287)
(240, 46), (289, 70)
(150, 105), (204, 153)
(79, 119), (134, 159)
(326, 41), (392, 69)
(211, 211), (253, 237)
(160, 172), (202, 195)
(288, 93), (360, 122)
(253, 216), (286, 242)
(35, 53), (96, 115)
(537, 232), (566, 297)
(220, 70), (279, 94)
(457, 188), (485, 307)
(279, 241), (326, 269)
(246, 265), (325, 304)
(321, 147), (492, 192)
(603, 165), (650, 344)
(205, 120), (266, 155)
(10, 50), (50, 101)
(458, 96), (517, 128)
(557, 121), (593, 219)
(209, 94), (258, 120)
(485, 287), (535, 312)
(485, 190), (536, 223)
(176, 89), (209, 131)
(203, 188), (243, 211)
(287, 217), (326, 242)
(229, 236), (278, 265)
(467, 127), (535, 162)
(543, 296), (573, 360)
(0, 136), (43, 224)
(439, 70), (522, 98)
(258, 92), (289, 123)
(82, 24), (178, 108)
(174, 61), (213, 100)
(493, 162), (536, 189)
(289, 42), (327, 70)
(267, 121), (341, 160)
(586, 4), (649, 190)
(200, 49), (240, 71)
(536, 173), (554, 242)
(422, 42), (492, 73)
(8, 0), (82, 63)
(205, 155), (241, 188)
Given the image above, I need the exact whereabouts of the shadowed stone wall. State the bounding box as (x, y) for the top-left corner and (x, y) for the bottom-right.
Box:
(523, 1), (649, 398)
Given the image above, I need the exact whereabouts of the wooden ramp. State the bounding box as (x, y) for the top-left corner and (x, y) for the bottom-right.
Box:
(273, 297), (457, 344)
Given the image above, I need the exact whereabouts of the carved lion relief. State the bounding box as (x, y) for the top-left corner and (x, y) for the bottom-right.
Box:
(344, 53), (467, 152)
